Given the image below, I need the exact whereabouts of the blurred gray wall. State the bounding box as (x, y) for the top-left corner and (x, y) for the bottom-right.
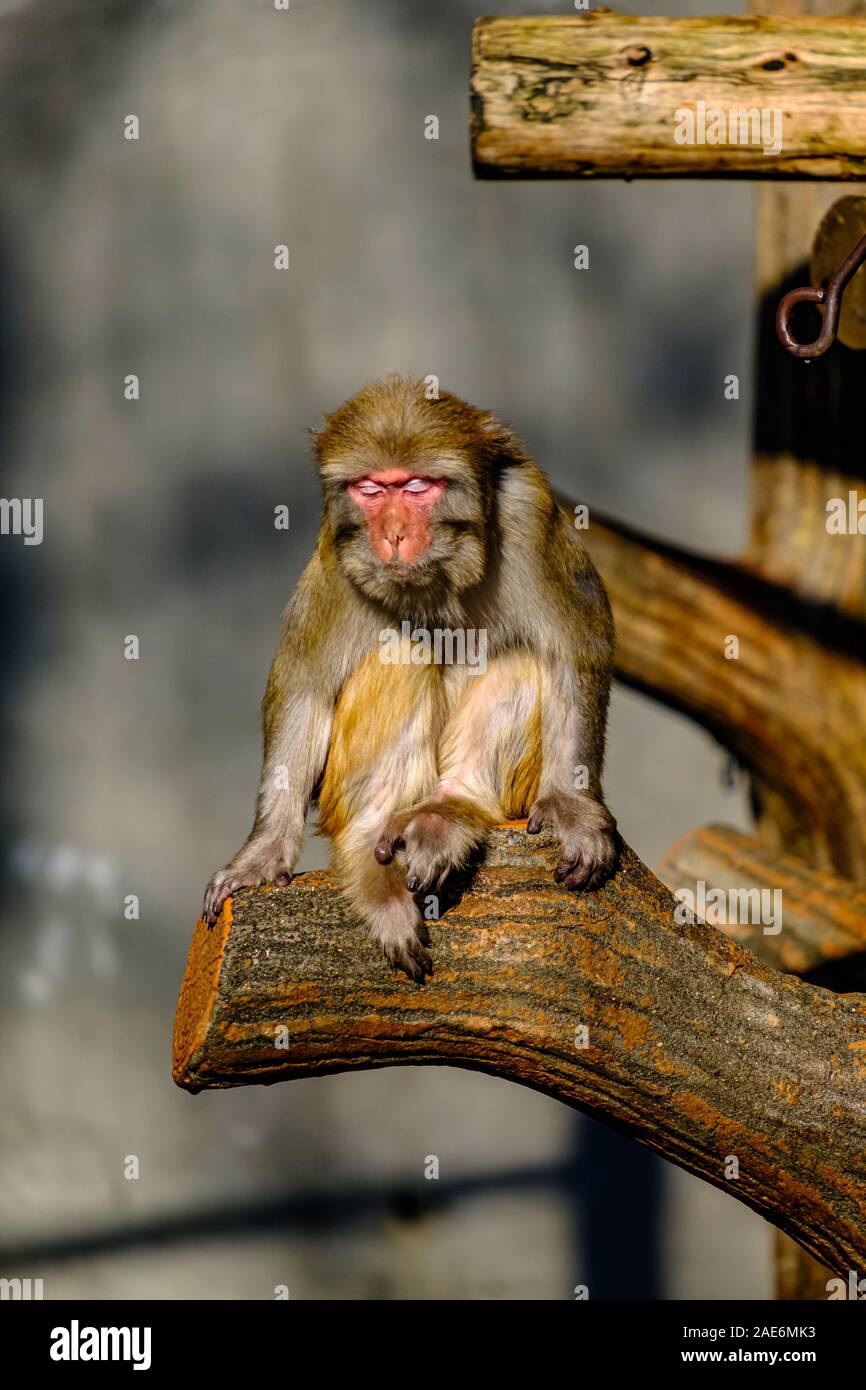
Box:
(0, 0), (767, 1298)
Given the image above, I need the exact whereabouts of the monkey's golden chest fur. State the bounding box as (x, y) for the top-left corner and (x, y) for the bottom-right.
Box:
(316, 646), (542, 839)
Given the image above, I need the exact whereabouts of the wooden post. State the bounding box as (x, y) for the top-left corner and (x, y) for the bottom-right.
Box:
(745, 0), (866, 1303)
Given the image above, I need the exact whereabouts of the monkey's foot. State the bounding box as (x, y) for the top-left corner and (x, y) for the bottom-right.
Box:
(202, 860), (292, 926)
(375, 804), (480, 893)
(369, 905), (433, 984)
(527, 793), (618, 892)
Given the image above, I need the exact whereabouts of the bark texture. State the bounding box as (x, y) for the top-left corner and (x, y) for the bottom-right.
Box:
(658, 823), (866, 976)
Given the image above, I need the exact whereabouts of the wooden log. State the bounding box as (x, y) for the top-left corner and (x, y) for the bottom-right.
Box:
(471, 15), (866, 179)
(657, 823), (866, 974)
(173, 823), (866, 1279)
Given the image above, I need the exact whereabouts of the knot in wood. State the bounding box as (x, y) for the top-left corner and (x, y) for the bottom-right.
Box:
(621, 44), (652, 68)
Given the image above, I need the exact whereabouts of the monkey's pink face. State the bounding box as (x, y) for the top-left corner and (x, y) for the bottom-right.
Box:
(347, 470), (447, 568)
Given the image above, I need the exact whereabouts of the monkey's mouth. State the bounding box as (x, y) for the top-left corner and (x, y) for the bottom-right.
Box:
(385, 557), (416, 576)
(381, 553), (432, 583)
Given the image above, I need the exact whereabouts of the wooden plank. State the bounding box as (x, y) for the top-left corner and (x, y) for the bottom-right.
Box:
(471, 15), (866, 178)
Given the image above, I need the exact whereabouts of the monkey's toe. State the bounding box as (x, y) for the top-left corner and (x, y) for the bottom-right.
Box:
(387, 940), (433, 983)
(374, 822), (409, 864)
(554, 857), (578, 884)
(555, 842), (616, 892)
(556, 856), (593, 890)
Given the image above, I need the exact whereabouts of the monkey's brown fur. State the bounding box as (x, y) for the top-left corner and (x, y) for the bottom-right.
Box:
(203, 376), (618, 980)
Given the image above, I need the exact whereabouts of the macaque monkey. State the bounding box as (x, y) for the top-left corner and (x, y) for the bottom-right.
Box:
(203, 376), (618, 980)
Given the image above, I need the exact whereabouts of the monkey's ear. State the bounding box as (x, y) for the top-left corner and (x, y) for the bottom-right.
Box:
(478, 412), (528, 464)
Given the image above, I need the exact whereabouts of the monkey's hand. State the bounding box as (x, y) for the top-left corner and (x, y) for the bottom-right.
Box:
(201, 852), (292, 927)
(527, 793), (618, 892)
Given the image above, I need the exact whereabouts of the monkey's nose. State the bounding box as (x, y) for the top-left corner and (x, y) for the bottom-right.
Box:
(385, 532), (405, 559)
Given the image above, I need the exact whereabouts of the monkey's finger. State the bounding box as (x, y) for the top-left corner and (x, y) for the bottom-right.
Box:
(202, 883), (228, 926)
(274, 872), (291, 886)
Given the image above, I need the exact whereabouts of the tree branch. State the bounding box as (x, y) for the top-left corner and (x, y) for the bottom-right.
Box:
(658, 823), (866, 975)
(174, 823), (866, 1278)
(582, 513), (866, 876)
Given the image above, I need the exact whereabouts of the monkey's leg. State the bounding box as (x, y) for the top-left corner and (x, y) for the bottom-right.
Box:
(375, 653), (542, 891)
(333, 817), (434, 982)
(318, 650), (443, 981)
(526, 662), (619, 891)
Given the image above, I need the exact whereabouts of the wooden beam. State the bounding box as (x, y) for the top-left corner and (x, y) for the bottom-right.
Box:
(173, 823), (866, 1279)
(471, 15), (866, 179)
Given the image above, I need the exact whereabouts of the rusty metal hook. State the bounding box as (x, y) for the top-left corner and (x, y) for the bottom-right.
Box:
(777, 227), (866, 359)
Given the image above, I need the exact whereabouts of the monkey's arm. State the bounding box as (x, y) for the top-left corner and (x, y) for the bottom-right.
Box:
(202, 556), (337, 925)
(527, 516), (618, 889)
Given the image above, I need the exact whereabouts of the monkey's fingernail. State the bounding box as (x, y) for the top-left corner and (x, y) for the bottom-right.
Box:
(527, 817), (541, 834)
(407, 875), (421, 892)
(374, 842), (393, 864)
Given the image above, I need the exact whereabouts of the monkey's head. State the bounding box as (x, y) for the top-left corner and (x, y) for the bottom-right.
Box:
(313, 376), (522, 616)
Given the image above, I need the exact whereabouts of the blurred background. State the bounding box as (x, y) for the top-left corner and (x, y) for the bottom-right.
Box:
(0, 0), (766, 1298)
